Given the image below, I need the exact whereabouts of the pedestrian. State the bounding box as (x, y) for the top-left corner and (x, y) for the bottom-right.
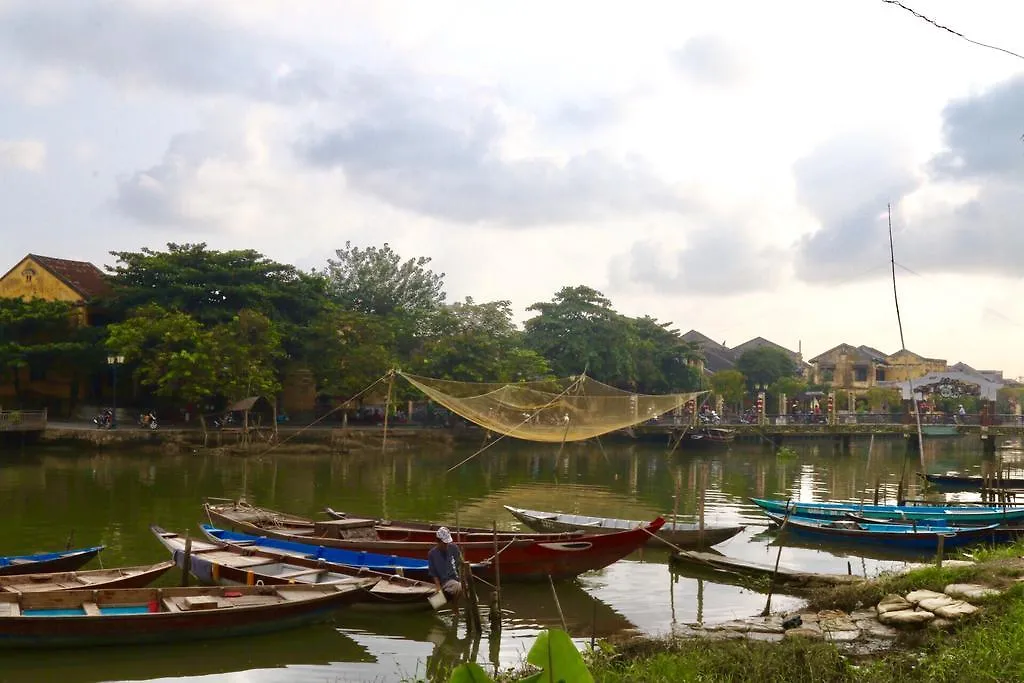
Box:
(427, 527), (462, 619)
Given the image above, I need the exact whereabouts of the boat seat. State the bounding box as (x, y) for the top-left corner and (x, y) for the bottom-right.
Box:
(277, 568), (324, 580)
(81, 602), (101, 616)
(162, 598), (182, 612)
(0, 602), (20, 617)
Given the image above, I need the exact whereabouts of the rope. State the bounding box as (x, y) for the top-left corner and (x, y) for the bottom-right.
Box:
(444, 374), (588, 473)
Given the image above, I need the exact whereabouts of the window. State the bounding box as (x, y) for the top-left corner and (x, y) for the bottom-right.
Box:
(854, 367), (868, 382)
(875, 368), (886, 382)
(822, 369), (834, 382)
(22, 267), (35, 283)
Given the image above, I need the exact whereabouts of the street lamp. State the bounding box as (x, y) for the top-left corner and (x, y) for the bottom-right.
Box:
(107, 355), (124, 428)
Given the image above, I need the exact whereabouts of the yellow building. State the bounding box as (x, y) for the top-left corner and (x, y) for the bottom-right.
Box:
(884, 349), (947, 383)
(0, 254), (110, 411)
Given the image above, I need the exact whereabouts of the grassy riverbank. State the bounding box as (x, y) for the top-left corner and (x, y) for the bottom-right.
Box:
(581, 540), (1024, 683)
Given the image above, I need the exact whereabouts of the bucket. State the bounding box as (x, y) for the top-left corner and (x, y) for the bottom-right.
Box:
(428, 591), (447, 610)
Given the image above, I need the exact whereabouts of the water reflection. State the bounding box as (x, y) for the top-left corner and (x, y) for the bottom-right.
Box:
(0, 435), (997, 681)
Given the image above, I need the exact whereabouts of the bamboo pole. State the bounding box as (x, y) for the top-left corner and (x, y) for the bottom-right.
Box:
(548, 574), (568, 631)
(180, 534), (192, 587)
(381, 371), (394, 453)
(761, 504), (792, 617)
(491, 521), (501, 635)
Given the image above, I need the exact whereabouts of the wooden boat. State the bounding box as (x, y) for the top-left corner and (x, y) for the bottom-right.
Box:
(203, 513), (665, 582)
(503, 506), (745, 549)
(765, 512), (1000, 551)
(750, 497), (1024, 525)
(682, 427), (735, 446)
(152, 527), (436, 610)
(204, 501), (537, 562)
(0, 583), (363, 648)
(323, 507), (587, 544)
(920, 472), (1024, 490)
(199, 524), (454, 581)
(670, 550), (864, 591)
(0, 546), (105, 577)
(0, 562), (173, 594)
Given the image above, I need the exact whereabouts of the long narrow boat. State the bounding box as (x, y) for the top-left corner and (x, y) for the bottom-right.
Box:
(669, 550), (864, 591)
(0, 562), (173, 593)
(765, 512), (1000, 551)
(203, 516), (665, 582)
(920, 472), (1024, 490)
(324, 507), (587, 543)
(750, 497), (1024, 524)
(503, 506), (745, 549)
(199, 525), (454, 581)
(205, 501), (536, 562)
(152, 527), (436, 610)
(0, 546), (105, 577)
(0, 583), (363, 648)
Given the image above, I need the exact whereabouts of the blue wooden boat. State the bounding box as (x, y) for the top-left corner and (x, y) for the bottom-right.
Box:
(921, 472), (1024, 490)
(764, 512), (1001, 551)
(0, 546), (104, 577)
(749, 497), (1024, 525)
(201, 525), (446, 581)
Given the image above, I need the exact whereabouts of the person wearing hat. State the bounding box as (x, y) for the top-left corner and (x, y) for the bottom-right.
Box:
(427, 527), (463, 615)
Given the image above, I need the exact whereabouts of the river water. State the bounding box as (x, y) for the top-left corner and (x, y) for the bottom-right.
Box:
(0, 435), (1008, 682)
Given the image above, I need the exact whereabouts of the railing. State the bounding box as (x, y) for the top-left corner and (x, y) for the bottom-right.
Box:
(0, 409), (48, 432)
(650, 412), (1024, 427)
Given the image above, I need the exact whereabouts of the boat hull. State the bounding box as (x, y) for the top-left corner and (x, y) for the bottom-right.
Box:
(750, 497), (1024, 524)
(504, 506), (744, 549)
(0, 584), (361, 648)
(922, 473), (1024, 490)
(766, 512), (999, 551)
(0, 563), (173, 593)
(0, 547), (105, 577)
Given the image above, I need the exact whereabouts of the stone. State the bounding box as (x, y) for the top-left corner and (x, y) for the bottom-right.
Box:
(823, 627), (860, 642)
(785, 626), (823, 639)
(927, 617), (956, 631)
(746, 622), (785, 635)
(940, 560), (975, 569)
(944, 584), (1001, 601)
(850, 609), (878, 621)
(855, 619), (900, 639)
(877, 594), (913, 614)
(746, 631), (785, 643)
(905, 589), (945, 604)
(933, 601), (979, 619)
(918, 595), (958, 612)
(877, 608), (936, 627)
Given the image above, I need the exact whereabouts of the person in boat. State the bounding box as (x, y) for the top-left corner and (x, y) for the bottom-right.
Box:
(427, 527), (462, 617)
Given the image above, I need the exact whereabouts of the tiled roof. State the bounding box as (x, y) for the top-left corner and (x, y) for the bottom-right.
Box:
(28, 254), (111, 300)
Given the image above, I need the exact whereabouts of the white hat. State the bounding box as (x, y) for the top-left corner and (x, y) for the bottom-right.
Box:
(436, 527), (453, 543)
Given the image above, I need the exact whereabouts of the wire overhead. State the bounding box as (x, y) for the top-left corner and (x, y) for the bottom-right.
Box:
(881, 0), (1024, 62)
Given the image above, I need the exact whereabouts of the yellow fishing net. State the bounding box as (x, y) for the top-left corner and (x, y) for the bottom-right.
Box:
(399, 372), (705, 442)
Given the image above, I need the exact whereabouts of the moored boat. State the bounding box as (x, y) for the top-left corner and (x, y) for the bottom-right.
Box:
(0, 583), (363, 648)
(152, 526), (437, 611)
(202, 513), (665, 582)
(503, 506), (744, 549)
(750, 497), (1024, 525)
(0, 562), (173, 593)
(920, 472), (1024, 490)
(0, 546), (105, 577)
(204, 501), (536, 562)
(764, 512), (1000, 551)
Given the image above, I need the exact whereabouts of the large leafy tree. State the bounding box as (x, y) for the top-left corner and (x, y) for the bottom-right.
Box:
(710, 369), (747, 412)
(628, 316), (703, 393)
(523, 286), (635, 385)
(325, 242), (445, 320)
(0, 298), (102, 409)
(301, 307), (398, 400)
(416, 298), (550, 382)
(736, 346), (798, 389)
(105, 243), (329, 352)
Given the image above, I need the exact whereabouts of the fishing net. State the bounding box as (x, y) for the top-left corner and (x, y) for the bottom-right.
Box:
(399, 372), (705, 442)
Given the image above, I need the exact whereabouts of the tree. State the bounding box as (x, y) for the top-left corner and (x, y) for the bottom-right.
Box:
(627, 316), (703, 393)
(301, 308), (398, 400)
(735, 347), (797, 389)
(209, 310), (284, 401)
(0, 298), (101, 410)
(325, 242), (445, 320)
(710, 369), (747, 412)
(523, 286), (635, 385)
(865, 386), (901, 413)
(416, 298), (550, 382)
(771, 376), (808, 402)
(105, 243), (330, 357)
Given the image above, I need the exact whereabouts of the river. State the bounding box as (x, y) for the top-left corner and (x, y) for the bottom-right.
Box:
(0, 435), (1007, 682)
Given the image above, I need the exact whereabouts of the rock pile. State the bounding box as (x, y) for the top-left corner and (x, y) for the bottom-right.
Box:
(875, 583), (996, 629)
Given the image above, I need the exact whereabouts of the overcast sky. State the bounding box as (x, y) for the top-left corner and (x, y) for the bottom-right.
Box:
(1, 1), (1022, 378)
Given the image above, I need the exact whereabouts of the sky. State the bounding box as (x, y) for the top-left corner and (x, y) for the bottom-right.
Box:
(1, 0), (1023, 378)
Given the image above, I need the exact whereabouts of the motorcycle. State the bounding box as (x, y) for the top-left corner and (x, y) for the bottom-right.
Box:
(93, 409), (114, 429)
(138, 412), (158, 430)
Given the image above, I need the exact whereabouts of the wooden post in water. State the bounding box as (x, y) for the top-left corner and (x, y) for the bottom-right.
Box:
(762, 503), (792, 617)
(873, 478), (880, 506)
(548, 574), (568, 631)
(180, 534), (192, 587)
(935, 534), (945, 568)
(461, 560), (482, 635)
(64, 529), (75, 551)
(698, 465), (707, 547)
(490, 521), (501, 635)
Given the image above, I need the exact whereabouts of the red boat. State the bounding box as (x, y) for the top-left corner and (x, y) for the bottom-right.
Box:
(204, 501), (662, 581)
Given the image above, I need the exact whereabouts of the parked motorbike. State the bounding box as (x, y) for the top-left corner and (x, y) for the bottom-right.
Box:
(138, 412), (158, 430)
(93, 409), (114, 429)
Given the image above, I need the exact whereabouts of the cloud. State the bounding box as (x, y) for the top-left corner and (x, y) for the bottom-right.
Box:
(294, 76), (689, 225)
(672, 35), (748, 87)
(0, 138), (45, 171)
(609, 222), (785, 296)
(791, 131), (919, 282)
(0, 1), (332, 103)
